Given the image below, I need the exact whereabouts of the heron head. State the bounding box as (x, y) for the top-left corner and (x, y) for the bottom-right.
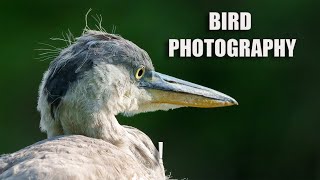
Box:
(37, 30), (237, 138)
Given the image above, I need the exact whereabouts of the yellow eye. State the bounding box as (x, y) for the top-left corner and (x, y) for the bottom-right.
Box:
(135, 66), (145, 80)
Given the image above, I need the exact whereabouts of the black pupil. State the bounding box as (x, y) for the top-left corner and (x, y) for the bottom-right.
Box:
(138, 69), (143, 77)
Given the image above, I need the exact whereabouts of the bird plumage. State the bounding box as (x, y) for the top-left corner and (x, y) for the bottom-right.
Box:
(0, 29), (237, 179)
(0, 134), (164, 180)
(1, 30), (168, 180)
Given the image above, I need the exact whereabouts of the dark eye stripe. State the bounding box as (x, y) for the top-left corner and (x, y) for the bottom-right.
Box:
(45, 53), (94, 119)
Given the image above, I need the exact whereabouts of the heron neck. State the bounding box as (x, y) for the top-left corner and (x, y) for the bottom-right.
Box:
(56, 108), (126, 144)
(86, 112), (163, 170)
(59, 109), (164, 175)
(87, 111), (127, 144)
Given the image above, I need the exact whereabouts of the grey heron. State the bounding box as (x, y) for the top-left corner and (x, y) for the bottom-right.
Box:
(0, 30), (237, 180)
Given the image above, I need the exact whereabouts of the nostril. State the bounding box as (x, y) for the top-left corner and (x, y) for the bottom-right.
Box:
(164, 80), (177, 84)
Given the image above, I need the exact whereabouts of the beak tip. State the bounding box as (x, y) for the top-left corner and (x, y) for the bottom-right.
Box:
(225, 97), (238, 106)
(232, 99), (239, 105)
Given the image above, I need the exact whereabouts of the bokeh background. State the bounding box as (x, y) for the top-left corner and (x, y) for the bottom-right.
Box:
(0, 0), (319, 179)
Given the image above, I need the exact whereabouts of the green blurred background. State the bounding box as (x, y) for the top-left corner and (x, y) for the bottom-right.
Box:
(0, 0), (319, 179)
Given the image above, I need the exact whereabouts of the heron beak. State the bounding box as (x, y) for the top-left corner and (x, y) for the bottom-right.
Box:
(138, 71), (238, 108)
